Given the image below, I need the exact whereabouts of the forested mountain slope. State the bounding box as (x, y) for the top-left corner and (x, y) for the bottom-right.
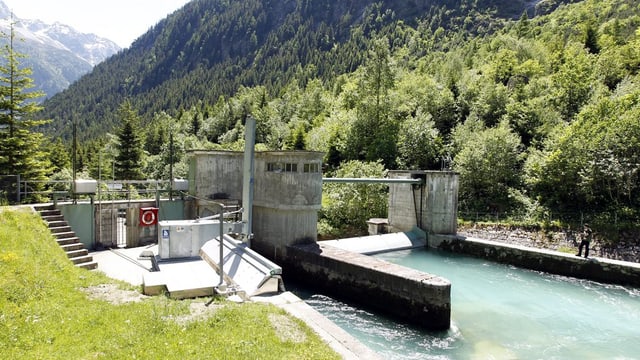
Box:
(40, 0), (542, 140)
(30, 0), (640, 228)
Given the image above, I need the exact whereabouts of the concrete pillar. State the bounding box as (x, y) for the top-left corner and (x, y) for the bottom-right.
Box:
(388, 171), (458, 235)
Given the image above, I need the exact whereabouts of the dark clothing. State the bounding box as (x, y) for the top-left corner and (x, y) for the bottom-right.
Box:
(576, 227), (593, 258)
(577, 240), (590, 258)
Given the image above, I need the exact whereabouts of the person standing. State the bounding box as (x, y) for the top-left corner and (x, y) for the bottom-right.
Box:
(576, 224), (593, 258)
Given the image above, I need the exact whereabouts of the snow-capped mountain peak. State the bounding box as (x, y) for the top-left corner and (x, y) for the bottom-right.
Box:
(0, 0), (120, 98)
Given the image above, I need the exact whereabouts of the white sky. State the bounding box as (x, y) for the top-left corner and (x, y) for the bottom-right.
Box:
(3, 0), (192, 48)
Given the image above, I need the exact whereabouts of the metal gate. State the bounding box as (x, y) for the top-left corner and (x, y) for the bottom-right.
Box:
(117, 208), (127, 247)
(95, 207), (127, 248)
(95, 203), (161, 249)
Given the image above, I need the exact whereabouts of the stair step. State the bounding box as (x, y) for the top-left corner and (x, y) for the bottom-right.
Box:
(42, 216), (63, 223)
(76, 261), (98, 270)
(57, 237), (81, 246)
(34, 205), (55, 212)
(50, 226), (72, 234)
(71, 255), (94, 265)
(66, 249), (89, 258)
(54, 231), (76, 239)
(45, 216), (69, 228)
(61, 243), (84, 252)
(39, 210), (62, 218)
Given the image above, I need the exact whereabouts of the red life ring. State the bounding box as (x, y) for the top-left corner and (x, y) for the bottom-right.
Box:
(140, 208), (158, 226)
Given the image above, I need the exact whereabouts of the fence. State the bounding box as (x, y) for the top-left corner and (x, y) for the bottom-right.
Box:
(458, 210), (635, 227)
(0, 177), (186, 205)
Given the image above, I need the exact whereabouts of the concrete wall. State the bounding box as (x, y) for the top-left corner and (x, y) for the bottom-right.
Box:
(285, 243), (451, 330)
(252, 207), (318, 261)
(251, 151), (323, 261)
(187, 150), (324, 260)
(253, 152), (323, 210)
(432, 235), (640, 287)
(60, 203), (94, 248)
(189, 151), (243, 201)
(59, 199), (188, 249)
(388, 171), (458, 235)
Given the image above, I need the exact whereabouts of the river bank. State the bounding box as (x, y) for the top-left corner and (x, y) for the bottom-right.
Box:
(457, 224), (640, 263)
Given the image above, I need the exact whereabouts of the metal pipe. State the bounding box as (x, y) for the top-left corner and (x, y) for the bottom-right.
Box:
(242, 116), (256, 247)
(218, 203), (224, 287)
(322, 177), (423, 184)
(195, 208), (243, 222)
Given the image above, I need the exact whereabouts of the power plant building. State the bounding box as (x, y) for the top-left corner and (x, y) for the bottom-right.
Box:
(187, 150), (324, 261)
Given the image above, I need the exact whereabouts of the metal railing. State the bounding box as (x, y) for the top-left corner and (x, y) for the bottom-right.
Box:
(1, 178), (187, 205)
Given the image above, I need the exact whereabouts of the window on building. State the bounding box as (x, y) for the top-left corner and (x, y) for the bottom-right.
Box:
(285, 163), (297, 172)
(267, 163), (283, 172)
(303, 163), (320, 173)
(267, 162), (298, 173)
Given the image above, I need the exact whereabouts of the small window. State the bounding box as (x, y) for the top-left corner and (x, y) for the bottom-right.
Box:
(303, 163), (320, 173)
(267, 163), (283, 172)
(267, 162), (298, 173)
(285, 163), (298, 172)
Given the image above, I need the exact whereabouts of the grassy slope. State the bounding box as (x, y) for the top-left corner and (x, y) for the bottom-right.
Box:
(0, 207), (338, 360)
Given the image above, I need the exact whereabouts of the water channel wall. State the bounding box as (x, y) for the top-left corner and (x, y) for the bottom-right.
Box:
(284, 242), (451, 331)
(430, 235), (640, 287)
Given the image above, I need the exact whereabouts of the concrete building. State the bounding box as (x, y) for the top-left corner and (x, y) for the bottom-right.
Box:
(387, 170), (458, 236)
(187, 150), (324, 262)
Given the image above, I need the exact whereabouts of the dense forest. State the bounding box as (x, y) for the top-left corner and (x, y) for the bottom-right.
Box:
(7, 0), (640, 234)
(39, 0), (550, 140)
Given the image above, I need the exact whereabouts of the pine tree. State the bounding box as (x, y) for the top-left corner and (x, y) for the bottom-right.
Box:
(114, 100), (144, 180)
(584, 24), (600, 55)
(0, 18), (51, 203)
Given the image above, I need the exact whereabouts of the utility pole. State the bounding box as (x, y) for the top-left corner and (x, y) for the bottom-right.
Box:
(72, 117), (77, 204)
(169, 132), (174, 200)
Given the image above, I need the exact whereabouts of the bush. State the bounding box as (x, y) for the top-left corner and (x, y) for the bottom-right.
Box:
(321, 160), (388, 234)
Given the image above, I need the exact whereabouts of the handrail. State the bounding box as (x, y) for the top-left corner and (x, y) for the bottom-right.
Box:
(322, 177), (423, 184)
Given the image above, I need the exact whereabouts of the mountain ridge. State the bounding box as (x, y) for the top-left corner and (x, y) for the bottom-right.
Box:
(0, 0), (120, 99)
(40, 0), (551, 140)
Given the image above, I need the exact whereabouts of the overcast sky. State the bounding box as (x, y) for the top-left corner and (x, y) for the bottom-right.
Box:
(3, 0), (192, 47)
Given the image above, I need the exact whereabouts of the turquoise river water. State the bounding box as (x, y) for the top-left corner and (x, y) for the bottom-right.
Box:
(290, 249), (640, 359)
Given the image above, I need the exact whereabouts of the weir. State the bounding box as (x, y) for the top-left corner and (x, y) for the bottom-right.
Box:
(47, 139), (640, 358)
(52, 156), (460, 331)
(49, 118), (458, 332)
(285, 242), (451, 330)
(321, 227), (427, 255)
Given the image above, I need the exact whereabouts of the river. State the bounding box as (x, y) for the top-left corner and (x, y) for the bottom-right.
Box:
(289, 248), (640, 359)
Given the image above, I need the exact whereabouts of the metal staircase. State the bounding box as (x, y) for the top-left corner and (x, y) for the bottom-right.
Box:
(35, 205), (97, 270)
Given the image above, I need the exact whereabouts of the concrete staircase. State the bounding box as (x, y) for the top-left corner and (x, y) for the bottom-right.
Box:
(35, 205), (97, 270)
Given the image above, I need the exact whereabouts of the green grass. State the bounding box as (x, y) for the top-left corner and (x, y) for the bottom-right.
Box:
(0, 207), (339, 360)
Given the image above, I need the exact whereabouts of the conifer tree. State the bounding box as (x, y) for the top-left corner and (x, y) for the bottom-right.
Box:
(114, 100), (144, 180)
(584, 24), (600, 55)
(0, 19), (51, 203)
